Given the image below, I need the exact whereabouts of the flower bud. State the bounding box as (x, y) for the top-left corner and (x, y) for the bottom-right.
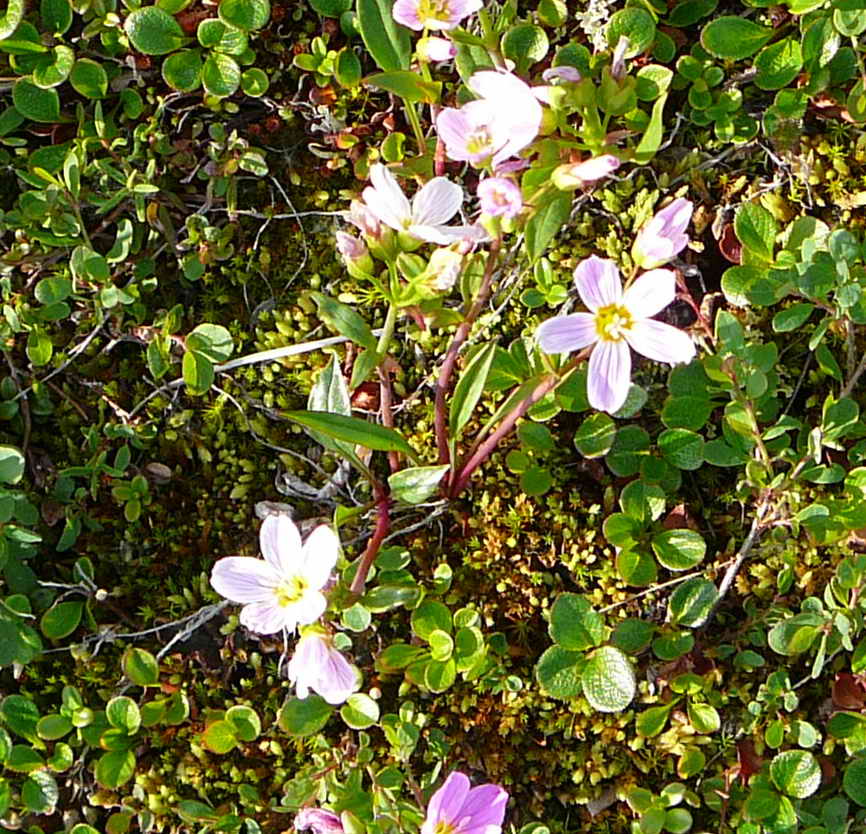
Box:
(336, 231), (374, 278)
(632, 197), (694, 269)
(552, 155), (620, 190)
(296, 809), (344, 834)
(417, 36), (456, 62)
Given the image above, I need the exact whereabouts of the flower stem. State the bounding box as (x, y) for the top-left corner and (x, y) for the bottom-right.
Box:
(434, 244), (501, 468)
(404, 101), (427, 155)
(449, 357), (580, 497)
(349, 486), (391, 595)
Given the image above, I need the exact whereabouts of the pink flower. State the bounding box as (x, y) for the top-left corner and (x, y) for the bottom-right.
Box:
(335, 231), (367, 260)
(552, 155), (620, 189)
(632, 198), (694, 269)
(343, 200), (381, 240)
(295, 809), (344, 834)
(421, 772), (508, 834)
(210, 514), (339, 634)
(418, 36), (457, 62)
(436, 71), (542, 167)
(362, 164), (468, 244)
(542, 66), (582, 83)
(477, 178), (522, 218)
(536, 256), (696, 413)
(393, 0), (482, 30)
(287, 629), (357, 705)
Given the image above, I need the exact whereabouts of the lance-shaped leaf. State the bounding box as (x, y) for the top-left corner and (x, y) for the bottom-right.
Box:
(311, 291), (377, 351)
(449, 343), (497, 440)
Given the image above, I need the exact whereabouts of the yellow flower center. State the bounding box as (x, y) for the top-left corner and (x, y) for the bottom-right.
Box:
(465, 128), (494, 156)
(418, 0), (452, 22)
(595, 303), (633, 341)
(434, 823), (456, 834)
(274, 575), (308, 607)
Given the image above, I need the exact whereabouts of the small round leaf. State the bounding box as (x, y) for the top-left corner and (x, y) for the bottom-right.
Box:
(580, 646), (636, 713)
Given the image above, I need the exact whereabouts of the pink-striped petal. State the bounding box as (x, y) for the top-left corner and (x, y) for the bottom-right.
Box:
(412, 177), (463, 225)
(210, 557), (279, 603)
(457, 785), (508, 829)
(259, 514), (302, 575)
(364, 165), (411, 231)
(299, 525), (340, 590)
(587, 339), (631, 413)
(283, 589), (328, 627)
(392, 0), (423, 29)
(239, 600), (291, 634)
(574, 256), (622, 312)
(625, 319), (696, 365)
(621, 269), (676, 319)
(536, 313), (597, 354)
(423, 773), (471, 834)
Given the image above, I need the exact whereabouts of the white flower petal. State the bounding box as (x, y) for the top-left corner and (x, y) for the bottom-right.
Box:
(363, 165), (411, 231)
(574, 256), (622, 311)
(239, 600), (292, 634)
(210, 557), (279, 603)
(536, 313), (597, 354)
(299, 525), (340, 590)
(626, 319), (695, 365)
(259, 514), (302, 576)
(587, 339), (631, 414)
(622, 269), (677, 319)
(412, 177), (463, 225)
(285, 590), (327, 626)
(407, 223), (465, 244)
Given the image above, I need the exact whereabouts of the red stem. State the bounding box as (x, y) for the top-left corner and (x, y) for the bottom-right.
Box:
(349, 487), (391, 595)
(434, 244), (501, 467)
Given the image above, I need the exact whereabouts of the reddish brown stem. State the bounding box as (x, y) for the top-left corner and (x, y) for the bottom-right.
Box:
(348, 487), (391, 595)
(378, 367), (400, 474)
(434, 244), (501, 467)
(449, 368), (570, 498)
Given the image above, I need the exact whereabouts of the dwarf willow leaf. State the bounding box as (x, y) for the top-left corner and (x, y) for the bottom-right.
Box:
(12, 79), (60, 123)
(218, 0), (270, 30)
(668, 578), (718, 627)
(581, 646), (636, 713)
(701, 16), (773, 60)
(770, 750), (821, 798)
(606, 7), (656, 57)
(549, 594), (604, 651)
(340, 694), (379, 728)
(241, 67), (269, 96)
(202, 52), (240, 97)
(536, 646), (584, 698)
(754, 39), (803, 91)
(70, 58), (109, 98)
(124, 7), (186, 55)
(162, 49), (203, 92)
(844, 757), (866, 805)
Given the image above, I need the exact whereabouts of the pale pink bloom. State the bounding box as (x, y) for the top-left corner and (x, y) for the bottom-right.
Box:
(210, 515), (339, 635)
(421, 772), (508, 834)
(610, 35), (629, 82)
(362, 164), (467, 245)
(542, 66), (582, 83)
(287, 630), (356, 705)
(296, 809), (343, 834)
(552, 154), (620, 189)
(343, 199), (381, 240)
(393, 0), (482, 30)
(477, 178), (522, 218)
(436, 71), (542, 167)
(335, 231), (367, 260)
(423, 248), (464, 292)
(494, 159), (530, 175)
(536, 256), (696, 414)
(418, 36), (456, 62)
(632, 198), (694, 269)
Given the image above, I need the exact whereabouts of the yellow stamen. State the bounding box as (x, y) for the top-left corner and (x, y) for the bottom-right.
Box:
(274, 576), (308, 607)
(595, 303), (633, 341)
(418, 0), (452, 22)
(434, 823), (456, 834)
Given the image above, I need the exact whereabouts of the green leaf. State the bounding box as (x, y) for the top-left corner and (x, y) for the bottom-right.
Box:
(524, 192), (571, 262)
(772, 302), (813, 332)
(580, 646), (636, 713)
(182, 350), (215, 396)
(735, 203), (777, 262)
(501, 23), (549, 73)
(202, 719), (238, 753)
(69, 58), (108, 99)
(35, 713), (70, 741)
(617, 549), (658, 587)
(411, 601), (451, 640)
(41, 0), (72, 33)
(22, 770), (58, 815)
(197, 18), (247, 52)
(652, 529), (706, 571)
(658, 428), (704, 470)
(218, 0), (270, 30)
(311, 292), (377, 351)
(635, 64), (673, 101)
(668, 578), (718, 627)
(283, 411), (419, 462)
(357, 0), (411, 71)
(106, 696), (140, 734)
(611, 618), (655, 653)
(201, 52), (240, 97)
(700, 16), (774, 60)
(365, 71), (441, 103)
(768, 612), (823, 655)
(122, 647), (159, 686)
(574, 412), (616, 458)
(95, 749), (136, 788)
(310, 0), (352, 15)
(424, 657), (457, 692)
(124, 7), (186, 55)
(388, 464), (448, 504)
(32, 44), (74, 89)
(162, 49), (203, 92)
(450, 343), (497, 439)
(770, 750), (821, 799)
(225, 705), (261, 741)
(241, 66), (269, 96)
(634, 93), (667, 164)
(687, 701), (720, 733)
(1, 694), (40, 741)
(0, 0), (25, 39)
(40, 601), (82, 639)
(0, 447), (25, 485)
(606, 7), (656, 56)
(637, 702), (676, 737)
(12, 79), (60, 123)
(536, 645), (584, 698)
(661, 395), (713, 431)
(340, 693), (379, 728)
(754, 38), (803, 91)
(549, 593), (604, 651)
(844, 757), (866, 805)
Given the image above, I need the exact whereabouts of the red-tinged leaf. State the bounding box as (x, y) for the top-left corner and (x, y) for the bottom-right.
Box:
(737, 739), (763, 786)
(832, 673), (866, 710)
